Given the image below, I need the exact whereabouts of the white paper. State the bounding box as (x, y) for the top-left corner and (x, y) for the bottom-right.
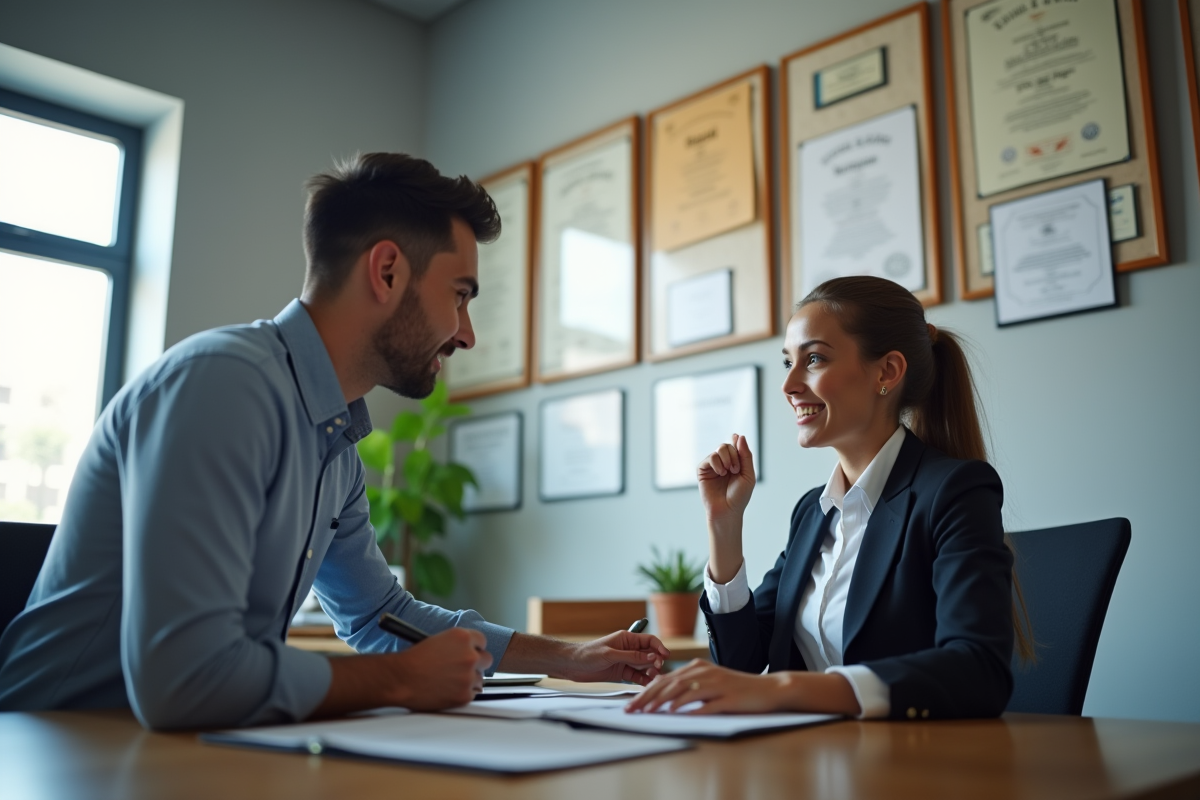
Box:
(483, 672), (547, 686)
(452, 413), (521, 512)
(653, 365), (759, 490)
(203, 713), (687, 773)
(548, 705), (839, 739)
(666, 268), (733, 348)
(448, 696), (628, 720)
(540, 389), (624, 501)
(796, 105), (925, 296)
(991, 178), (1116, 326)
(539, 136), (636, 375)
(445, 176), (529, 390)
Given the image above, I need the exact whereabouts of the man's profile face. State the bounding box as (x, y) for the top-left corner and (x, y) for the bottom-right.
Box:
(373, 217), (479, 398)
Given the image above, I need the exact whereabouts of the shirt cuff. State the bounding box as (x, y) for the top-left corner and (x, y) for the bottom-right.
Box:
(826, 665), (890, 719)
(703, 559), (751, 614)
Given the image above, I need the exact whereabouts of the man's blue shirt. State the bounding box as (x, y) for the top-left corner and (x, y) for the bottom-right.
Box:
(0, 300), (513, 728)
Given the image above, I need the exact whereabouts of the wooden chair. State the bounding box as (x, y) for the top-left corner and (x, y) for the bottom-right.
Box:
(526, 598), (647, 637)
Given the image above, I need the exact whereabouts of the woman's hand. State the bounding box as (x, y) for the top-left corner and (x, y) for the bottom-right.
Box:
(624, 660), (789, 715)
(698, 433), (756, 525)
(623, 660), (863, 717)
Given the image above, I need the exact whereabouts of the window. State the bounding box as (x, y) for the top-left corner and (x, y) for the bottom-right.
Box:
(0, 87), (142, 523)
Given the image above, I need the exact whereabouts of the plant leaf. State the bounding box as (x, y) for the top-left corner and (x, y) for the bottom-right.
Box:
(409, 505), (445, 543)
(403, 448), (433, 490)
(391, 489), (424, 525)
(441, 403), (472, 418)
(356, 430), (393, 472)
(442, 462), (478, 488)
(390, 411), (424, 442)
(419, 380), (449, 411)
(413, 550), (455, 597)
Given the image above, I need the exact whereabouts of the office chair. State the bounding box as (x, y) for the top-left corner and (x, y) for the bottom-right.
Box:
(1006, 517), (1131, 715)
(0, 521), (56, 637)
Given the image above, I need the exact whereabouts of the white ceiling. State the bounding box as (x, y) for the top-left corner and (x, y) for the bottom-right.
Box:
(368, 0), (470, 23)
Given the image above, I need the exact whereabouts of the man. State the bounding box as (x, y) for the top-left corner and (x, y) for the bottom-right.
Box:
(0, 153), (668, 729)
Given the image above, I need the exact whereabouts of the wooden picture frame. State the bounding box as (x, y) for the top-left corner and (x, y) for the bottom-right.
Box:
(534, 118), (640, 383)
(538, 388), (625, 502)
(450, 411), (523, 513)
(1182, 0), (1200, 192)
(644, 66), (775, 361)
(944, 0), (1167, 301)
(445, 162), (535, 401)
(781, 3), (942, 316)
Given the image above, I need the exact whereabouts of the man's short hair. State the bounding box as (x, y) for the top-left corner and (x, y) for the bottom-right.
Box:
(303, 153), (501, 298)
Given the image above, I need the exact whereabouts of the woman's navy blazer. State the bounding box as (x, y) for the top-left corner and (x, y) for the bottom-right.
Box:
(701, 429), (1015, 719)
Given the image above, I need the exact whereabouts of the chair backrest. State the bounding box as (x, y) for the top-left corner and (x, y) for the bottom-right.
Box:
(0, 521), (56, 637)
(526, 598), (647, 636)
(1006, 517), (1130, 715)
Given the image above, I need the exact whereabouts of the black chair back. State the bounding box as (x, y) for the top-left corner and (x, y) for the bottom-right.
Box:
(1006, 517), (1131, 715)
(0, 521), (56, 637)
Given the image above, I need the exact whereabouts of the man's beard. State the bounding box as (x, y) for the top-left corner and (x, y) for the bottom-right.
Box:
(372, 287), (448, 399)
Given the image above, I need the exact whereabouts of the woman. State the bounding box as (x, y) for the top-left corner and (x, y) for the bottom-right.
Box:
(628, 276), (1031, 720)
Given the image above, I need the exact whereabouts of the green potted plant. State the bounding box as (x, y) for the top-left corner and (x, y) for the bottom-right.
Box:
(636, 546), (705, 638)
(355, 381), (476, 599)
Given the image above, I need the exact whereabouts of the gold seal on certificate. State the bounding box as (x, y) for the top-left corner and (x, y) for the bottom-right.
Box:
(965, 0), (1131, 197)
(651, 81), (756, 252)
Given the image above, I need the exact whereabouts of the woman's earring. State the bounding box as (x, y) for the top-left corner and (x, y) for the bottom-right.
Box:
(879, 386), (888, 396)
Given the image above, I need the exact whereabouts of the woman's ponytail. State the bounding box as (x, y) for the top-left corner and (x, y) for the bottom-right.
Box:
(909, 328), (988, 463)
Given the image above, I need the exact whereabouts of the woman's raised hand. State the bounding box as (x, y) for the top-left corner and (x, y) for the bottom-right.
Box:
(698, 433), (756, 525)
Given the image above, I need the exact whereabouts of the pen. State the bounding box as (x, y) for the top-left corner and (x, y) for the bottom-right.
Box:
(378, 612), (430, 643)
(628, 617), (648, 634)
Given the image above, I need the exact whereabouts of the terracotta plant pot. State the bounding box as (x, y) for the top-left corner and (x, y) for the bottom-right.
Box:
(650, 592), (702, 638)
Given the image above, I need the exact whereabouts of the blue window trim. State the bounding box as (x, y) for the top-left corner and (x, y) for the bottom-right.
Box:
(0, 87), (143, 406)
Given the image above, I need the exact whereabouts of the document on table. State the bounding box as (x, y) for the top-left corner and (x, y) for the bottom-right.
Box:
(450, 695), (629, 720)
(202, 711), (688, 773)
(547, 705), (840, 739)
(483, 672), (548, 686)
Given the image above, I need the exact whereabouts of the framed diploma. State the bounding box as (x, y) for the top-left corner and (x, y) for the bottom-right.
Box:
(782, 3), (942, 314)
(944, 0), (1167, 300)
(1182, 0), (1200, 192)
(534, 118), (639, 383)
(652, 365), (760, 491)
(991, 179), (1117, 326)
(539, 388), (624, 502)
(444, 163), (534, 401)
(644, 66), (774, 362)
(450, 412), (522, 513)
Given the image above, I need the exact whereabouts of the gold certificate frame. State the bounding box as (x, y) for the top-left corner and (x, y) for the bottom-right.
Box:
(445, 162), (535, 401)
(534, 118), (641, 383)
(944, 0), (1167, 301)
(1183, 0), (1200, 194)
(644, 66), (774, 362)
(781, 3), (942, 316)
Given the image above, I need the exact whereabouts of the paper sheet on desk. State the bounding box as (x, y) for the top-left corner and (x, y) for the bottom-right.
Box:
(548, 705), (840, 739)
(202, 712), (688, 773)
(449, 695), (629, 719)
(478, 684), (640, 699)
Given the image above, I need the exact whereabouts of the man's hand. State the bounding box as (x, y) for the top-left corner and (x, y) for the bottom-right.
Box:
(498, 631), (670, 685)
(312, 627), (491, 719)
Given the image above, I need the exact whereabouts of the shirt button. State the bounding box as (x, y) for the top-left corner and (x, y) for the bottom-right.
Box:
(335, 417), (344, 426)
(921, 709), (930, 719)
(326, 426), (333, 433)
(306, 548), (313, 559)
(907, 707), (917, 719)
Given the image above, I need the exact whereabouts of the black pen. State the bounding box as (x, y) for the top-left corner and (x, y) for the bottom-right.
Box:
(628, 617), (648, 634)
(378, 612), (430, 643)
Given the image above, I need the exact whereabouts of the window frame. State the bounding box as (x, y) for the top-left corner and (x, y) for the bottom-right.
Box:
(0, 86), (143, 406)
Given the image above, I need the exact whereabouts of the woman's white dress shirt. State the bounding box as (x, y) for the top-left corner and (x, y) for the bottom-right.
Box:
(703, 425), (908, 719)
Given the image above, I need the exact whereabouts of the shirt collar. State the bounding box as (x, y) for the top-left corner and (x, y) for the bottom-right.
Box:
(819, 425), (908, 516)
(273, 299), (373, 442)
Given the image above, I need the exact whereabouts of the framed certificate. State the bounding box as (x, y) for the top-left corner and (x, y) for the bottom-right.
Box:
(782, 3), (942, 314)
(1183, 0), (1200, 193)
(652, 365), (760, 491)
(539, 388), (624, 502)
(450, 412), (522, 513)
(534, 118), (639, 383)
(944, 0), (1167, 300)
(444, 163), (534, 401)
(644, 66), (774, 362)
(991, 179), (1117, 327)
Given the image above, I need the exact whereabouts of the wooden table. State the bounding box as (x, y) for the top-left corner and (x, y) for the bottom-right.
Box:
(3, 697), (1199, 799)
(287, 627), (712, 661)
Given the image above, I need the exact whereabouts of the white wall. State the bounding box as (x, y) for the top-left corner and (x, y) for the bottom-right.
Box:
(424, 0), (1200, 723)
(0, 0), (428, 421)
